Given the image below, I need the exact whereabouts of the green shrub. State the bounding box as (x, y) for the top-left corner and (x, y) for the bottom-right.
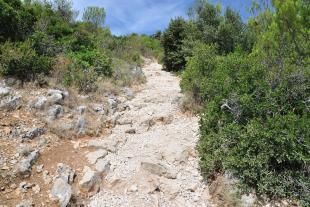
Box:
(63, 63), (98, 93)
(0, 41), (52, 81)
(70, 49), (112, 76)
(182, 47), (310, 204)
(162, 17), (187, 71)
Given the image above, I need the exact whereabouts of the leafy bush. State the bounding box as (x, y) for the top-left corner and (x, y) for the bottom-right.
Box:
(70, 49), (112, 76)
(162, 17), (187, 71)
(182, 45), (310, 204)
(0, 41), (52, 81)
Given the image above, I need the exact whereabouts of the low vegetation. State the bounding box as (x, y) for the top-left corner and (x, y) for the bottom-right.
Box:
(162, 0), (309, 205)
(0, 0), (162, 92)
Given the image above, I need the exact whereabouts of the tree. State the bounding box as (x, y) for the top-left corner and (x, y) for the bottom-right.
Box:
(0, 0), (36, 42)
(53, 0), (74, 22)
(162, 17), (187, 71)
(216, 7), (244, 54)
(82, 7), (106, 28)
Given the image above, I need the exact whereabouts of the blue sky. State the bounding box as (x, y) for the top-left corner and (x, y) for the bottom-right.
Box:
(73, 0), (253, 36)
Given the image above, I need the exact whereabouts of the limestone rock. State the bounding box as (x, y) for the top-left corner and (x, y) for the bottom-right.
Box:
(88, 139), (117, 153)
(22, 128), (45, 140)
(47, 89), (68, 105)
(86, 150), (108, 164)
(95, 159), (111, 174)
(17, 150), (39, 175)
(55, 163), (75, 184)
(141, 161), (177, 179)
(47, 105), (63, 121)
(50, 178), (72, 207)
(0, 96), (21, 111)
(0, 86), (11, 97)
(32, 96), (47, 110)
(79, 166), (101, 192)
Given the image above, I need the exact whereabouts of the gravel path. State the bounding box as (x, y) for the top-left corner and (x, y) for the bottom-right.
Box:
(89, 61), (213, 207)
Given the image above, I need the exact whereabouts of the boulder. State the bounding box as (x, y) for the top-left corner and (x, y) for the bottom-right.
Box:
(79, 166), (101, 192)
(0, 96), (21, 111)
(47, 105), (63, 121)
(75, 117), (87, 135)
(141, 161), (177, 179)
(50, 178), (72, 207)
(0, 86), (11, 97)
(95, 159), (111, 174)
(86, 150), (108, 164)
(88, 139), (117, 153)
(17, 150), (39, 175)
(47, 89), (69, 105)
(22, 128), (45, 140)
(108, 95), (118, 114)
(33, 96), (47, 110)
(55, 163), (75, 184)
(18, 144), (34, 157)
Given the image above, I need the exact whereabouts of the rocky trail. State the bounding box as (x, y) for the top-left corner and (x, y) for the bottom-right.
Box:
(0, 60), (214, 207)
(88, 61), (213, 207)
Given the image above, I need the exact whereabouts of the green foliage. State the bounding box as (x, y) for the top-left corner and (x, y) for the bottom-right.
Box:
(0, 41), (52, 81)
(162, 17), (187, 71)
(70, 50), (112, 76)
(178, 0), (310, 205)
(0, 0), (36, 42)
(82, 7), (106, 28)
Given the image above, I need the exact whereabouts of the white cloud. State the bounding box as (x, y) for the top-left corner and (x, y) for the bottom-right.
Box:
(73, 0), (194, 35)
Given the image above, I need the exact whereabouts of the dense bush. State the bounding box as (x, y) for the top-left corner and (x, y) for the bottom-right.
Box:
(70, 50), (112, 76)
(162, 17), (187, 71)
(0, 0), (163, 90)
(181, 44), (309, 204)
(178, 0), (310, 205)
(0, 41), (52, 81)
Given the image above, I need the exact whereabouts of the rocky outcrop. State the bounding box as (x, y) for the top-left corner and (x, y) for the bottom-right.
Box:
(21, 128), (45, 140)
(50, 163), (75, 207)
(0, 95), (21, 111)
(86, 150), (108, 164)
(50, 178), (72, 207)
(79, 166), (101, 192)
(17, 150), (39, 176)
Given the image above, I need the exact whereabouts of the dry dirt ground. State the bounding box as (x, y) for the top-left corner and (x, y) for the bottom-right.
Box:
(0, 60), (214, 207)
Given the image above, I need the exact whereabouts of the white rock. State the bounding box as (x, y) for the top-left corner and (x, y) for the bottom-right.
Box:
(17, 150), (39, 175)
(32, 184), (40, 194)
(33, 96), (47, 109)
(0, 86), (11, 97)
(95, 159), (111, 174)
(79, 166), (101, 192)
(141, 161), (177, 179)
(86, 150), (108, 164)
(55, 163), (75, 184)
(128, 184), (138, 193)
(50, 178), (72, 207)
